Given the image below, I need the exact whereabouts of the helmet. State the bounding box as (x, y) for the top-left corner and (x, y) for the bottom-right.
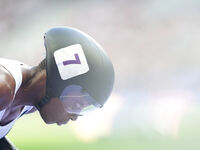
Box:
(35, 26), (115, 115)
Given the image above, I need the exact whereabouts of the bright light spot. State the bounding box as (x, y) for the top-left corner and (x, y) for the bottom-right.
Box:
(151, 93), (194, 137)
(70, 93), (123, 142)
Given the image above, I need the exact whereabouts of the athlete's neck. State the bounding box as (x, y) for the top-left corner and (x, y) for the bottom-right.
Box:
(12, 65), (46, 107)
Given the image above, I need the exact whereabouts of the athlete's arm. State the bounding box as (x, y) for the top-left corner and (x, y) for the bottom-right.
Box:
(0, 65), (15, 110)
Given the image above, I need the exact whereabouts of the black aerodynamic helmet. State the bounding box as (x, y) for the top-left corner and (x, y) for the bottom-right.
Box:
(35, 26), (115, 115)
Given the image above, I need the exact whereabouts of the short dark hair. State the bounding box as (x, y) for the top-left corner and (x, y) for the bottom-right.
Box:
(38, 59), (46, 71)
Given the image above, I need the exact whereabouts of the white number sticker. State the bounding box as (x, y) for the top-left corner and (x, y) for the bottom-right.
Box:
(54, 44), (89, 80)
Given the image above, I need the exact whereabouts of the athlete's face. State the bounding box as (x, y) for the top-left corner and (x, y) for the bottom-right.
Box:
(39, 97), (79, 125)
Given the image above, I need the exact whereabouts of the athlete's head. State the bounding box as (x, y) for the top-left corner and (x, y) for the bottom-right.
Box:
(36, 26), (115, 125)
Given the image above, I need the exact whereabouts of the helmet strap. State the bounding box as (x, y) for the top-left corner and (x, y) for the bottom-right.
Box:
(35, 95), (50, 111)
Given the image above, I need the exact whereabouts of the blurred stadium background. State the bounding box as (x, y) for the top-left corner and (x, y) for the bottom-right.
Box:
(0, 0), (200, 149)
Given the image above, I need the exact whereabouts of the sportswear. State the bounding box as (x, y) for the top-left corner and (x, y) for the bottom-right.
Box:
(0, 58), (33, 139)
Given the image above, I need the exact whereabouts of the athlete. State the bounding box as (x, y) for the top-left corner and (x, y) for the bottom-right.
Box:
(0, 27), (115, 150)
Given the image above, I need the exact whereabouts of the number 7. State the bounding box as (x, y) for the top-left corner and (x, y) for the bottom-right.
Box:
(63, 53), (81, 66)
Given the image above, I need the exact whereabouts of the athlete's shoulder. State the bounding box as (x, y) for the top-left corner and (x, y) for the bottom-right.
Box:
(0, 65), (15, 110)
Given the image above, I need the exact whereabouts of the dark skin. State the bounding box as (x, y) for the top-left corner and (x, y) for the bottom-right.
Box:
(0, 63), (78, 126)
